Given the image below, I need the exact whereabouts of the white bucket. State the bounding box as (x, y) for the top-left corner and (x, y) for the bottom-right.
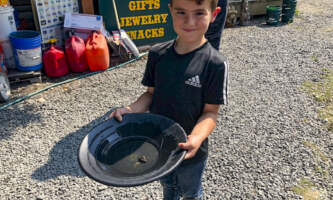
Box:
(0, 6), (16, 69)
(0, 40), (15, 68)
(0, 6), (16, 41)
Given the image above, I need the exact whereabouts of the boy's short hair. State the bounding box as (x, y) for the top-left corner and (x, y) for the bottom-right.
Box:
(170, 0), (219, 11)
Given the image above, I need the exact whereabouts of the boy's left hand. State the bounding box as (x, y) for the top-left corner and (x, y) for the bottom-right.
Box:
(178, 135), (203, 160)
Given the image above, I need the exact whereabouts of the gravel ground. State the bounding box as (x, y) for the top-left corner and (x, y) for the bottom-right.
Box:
(1, 0), (333, 199)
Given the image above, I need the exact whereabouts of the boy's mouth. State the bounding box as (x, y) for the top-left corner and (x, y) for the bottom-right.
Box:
(183, 28), (195, 32)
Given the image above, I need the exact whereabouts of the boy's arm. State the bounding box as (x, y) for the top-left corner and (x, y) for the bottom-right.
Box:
(110, 87), (154, 121)
(178, 103), (220, 160)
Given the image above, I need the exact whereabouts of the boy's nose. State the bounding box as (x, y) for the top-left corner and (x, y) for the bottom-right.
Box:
(184, 15), (195, 26)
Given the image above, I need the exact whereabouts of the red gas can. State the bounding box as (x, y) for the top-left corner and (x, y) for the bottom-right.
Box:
(86, 31), (109, 72)
(43, 44), (69, 77)
(65, 36), (88, 73)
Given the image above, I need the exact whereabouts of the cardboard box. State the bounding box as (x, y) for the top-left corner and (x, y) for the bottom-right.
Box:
(64, 13), (106, 40)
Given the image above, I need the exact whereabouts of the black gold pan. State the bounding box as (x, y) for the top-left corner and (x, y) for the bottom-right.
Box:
(78, 113), (187, 187)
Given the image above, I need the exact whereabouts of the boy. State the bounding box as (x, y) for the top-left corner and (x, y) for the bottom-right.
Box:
(110, 0), (228, 199)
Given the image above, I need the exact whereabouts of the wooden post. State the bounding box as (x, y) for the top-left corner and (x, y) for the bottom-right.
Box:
(81, 0), (95, 14)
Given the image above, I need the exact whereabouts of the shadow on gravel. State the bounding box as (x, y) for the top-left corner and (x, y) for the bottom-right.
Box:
(233, 15), (291, 29)
(31, 108), (117, 181)
(0, 104), (42, 140)
(256, 22), (289, 29)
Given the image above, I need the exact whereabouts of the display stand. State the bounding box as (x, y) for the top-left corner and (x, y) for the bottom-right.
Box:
(31, 0), (79, 47)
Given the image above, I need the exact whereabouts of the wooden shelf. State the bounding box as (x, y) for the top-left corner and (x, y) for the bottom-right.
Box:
(8, 69), (42, 84)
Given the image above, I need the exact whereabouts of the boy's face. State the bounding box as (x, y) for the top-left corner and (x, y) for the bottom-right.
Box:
(169, 0), (220, 44)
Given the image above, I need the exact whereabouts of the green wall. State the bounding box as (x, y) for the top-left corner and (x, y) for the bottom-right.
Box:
(99, 0), (177, 46)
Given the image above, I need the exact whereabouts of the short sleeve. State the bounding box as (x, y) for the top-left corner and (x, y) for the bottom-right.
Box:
(141, 50), (157, 87)
(203, 60), (229, 105)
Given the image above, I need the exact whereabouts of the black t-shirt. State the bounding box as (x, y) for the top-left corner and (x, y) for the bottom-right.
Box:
(142, 40), (228, 164)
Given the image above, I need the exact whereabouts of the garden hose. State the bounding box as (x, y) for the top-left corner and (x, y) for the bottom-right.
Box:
(0, 52), (148, 110)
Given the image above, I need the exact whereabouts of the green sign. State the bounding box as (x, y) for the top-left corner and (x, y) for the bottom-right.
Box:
(99, 0), (177, 46)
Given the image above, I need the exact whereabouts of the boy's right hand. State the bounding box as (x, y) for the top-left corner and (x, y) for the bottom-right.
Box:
(109, 106), (132, 122)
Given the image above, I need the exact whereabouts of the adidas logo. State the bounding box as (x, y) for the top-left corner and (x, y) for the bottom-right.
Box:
(185, 75), (202, 88)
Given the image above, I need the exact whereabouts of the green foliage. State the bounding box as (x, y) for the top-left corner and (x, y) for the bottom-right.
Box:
(295, 9), (300, 17)
(302, 141), (330, 179)
(302, 68), (333, 132)
(296, 69), (333, 200)
(302, 141), (330, 163)
(314, 166), (329, 177)
(311, 54), (319, 63)
(291, 178), (321, 200)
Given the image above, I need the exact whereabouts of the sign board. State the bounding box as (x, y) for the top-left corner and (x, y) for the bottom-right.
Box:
(99, 0), (177, 46)
(32, 0), (79, 46)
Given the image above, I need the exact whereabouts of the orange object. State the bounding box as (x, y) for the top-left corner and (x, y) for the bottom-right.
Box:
(85, 31), (109, 72)
(0, 0), (9, 7)
(65, 35), (88, 73)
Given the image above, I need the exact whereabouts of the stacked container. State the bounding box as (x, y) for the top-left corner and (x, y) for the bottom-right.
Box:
(11, 0), (36, 31)
(266, 6), (281, 25)
(282, 0), (297, 23)
(0, 5), (17, 68)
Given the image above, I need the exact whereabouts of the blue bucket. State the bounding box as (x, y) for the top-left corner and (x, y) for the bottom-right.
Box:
(9, 30), (42, 71)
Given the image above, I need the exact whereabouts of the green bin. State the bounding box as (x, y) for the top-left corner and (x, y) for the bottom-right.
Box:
(266, 6), (281, 25)
(282, 0), (297, 23)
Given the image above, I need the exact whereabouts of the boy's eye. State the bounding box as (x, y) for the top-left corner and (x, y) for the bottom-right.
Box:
(176, 11), (185, 15)
(195, 12), (204, 16)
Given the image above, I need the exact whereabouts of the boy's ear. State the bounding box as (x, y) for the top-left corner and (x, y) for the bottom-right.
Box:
(211, 7), (221, 22)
